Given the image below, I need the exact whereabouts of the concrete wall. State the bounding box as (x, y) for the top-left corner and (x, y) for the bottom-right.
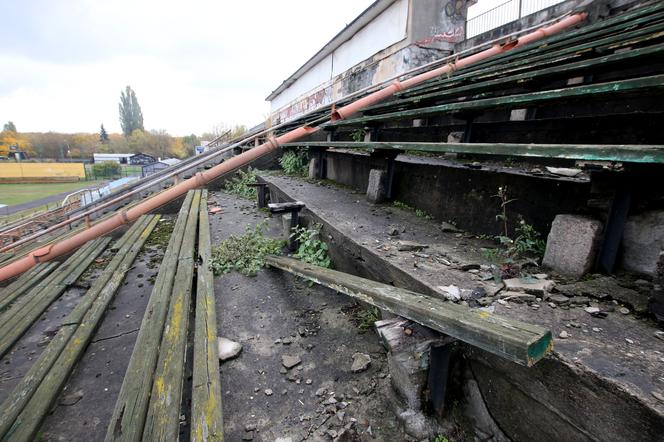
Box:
(269, 0), (475, 124)
(323, 150), (591, 237)
(270, 0), (410, 114)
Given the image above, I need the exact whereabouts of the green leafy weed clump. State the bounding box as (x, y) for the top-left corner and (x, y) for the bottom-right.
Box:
(290, 224), (331, 268)
(279, 149), (308, 176)
(210, 222), (285, 276)
(224, 167), (258, 199)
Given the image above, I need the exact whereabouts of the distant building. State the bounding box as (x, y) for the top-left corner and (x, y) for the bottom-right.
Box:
(141, 158), (182, 177)
(93, 153), (134, 164)
(93, 152), (156, 165)
(129, 152), (157, 165)
(195, 141), (212, 155)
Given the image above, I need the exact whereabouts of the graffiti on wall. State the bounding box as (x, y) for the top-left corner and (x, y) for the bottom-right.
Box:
(276, 85), (333, 124)
(417, 0), (468, 45)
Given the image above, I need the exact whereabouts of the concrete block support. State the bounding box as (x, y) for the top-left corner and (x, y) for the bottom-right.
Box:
(621, 210), (664, 276)
(366, 169), (388, 203)
(543, 214), (602, 277)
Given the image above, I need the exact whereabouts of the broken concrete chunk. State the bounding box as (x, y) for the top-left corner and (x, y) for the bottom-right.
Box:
(59, 389), (84, 406)
(499, 291), (537, 304)
(281, 354), (302, 369)
(397, 240), (428, 252)
(436, 284), (460, 302)
(440, 221), (462, 233)
(545, 166), (582, 177)
(543, 214), (602, 277)
(557, 276), (649, 313)
(547, 294), (570, 304)
(351, 353), (371, 373)
(217, 337), (242, 361)
(559, 331), (569, 339)
(503, 278), (555, 295)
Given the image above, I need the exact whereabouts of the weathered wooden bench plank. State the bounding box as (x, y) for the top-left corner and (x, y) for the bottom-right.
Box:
(0, 215), (159, 441)
(0, 237), (110, 359)
(191, 189), (224, 441)
(105, 191), (196, 442)
(265, 255), (552, 366)
(0, 261), (58, 312)
(323, 74), (664, 128)
(282, 141), (664, 164)
(143, 190), (201, 441)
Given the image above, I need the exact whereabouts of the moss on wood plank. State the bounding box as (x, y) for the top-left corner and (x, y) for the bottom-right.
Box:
(266, 255), (551, 366)
(191, 190), (224, 441)
(0, 215), (159, 441)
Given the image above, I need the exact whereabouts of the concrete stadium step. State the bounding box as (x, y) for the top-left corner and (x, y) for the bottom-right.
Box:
(259, 172), (664, 441)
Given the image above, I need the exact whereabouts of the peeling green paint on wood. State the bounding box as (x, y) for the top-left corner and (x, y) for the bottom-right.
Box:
(282, 141), (664, 164)
(266, 255), (552, 366)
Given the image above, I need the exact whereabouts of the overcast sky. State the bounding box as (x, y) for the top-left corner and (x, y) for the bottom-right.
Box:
(0, 0), (375, 136)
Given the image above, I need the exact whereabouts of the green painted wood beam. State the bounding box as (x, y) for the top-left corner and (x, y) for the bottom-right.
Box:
(365, 43), (664, 115)
(322, 74), (664, 129)
(266, 255), (552, 366)
(399, 4), (664, 98)
(281, 141), (664, 164)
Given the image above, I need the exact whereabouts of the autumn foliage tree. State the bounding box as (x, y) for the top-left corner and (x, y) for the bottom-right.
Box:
(119, 86), (144, 137)
(0, 121), (33, 158)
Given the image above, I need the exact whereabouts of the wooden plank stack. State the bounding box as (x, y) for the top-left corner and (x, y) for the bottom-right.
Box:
(107, 189), (224, 441)
(0, 215), (160, 440)
(0, 236), (111, 359)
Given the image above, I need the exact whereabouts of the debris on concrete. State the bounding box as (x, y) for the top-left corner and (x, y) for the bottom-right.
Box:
(545, 166), (583, 177)
(559, 331), (569, 339)
(58, 389), (84, 406)
(436, 284), (461, 302)
(503, 278), (554, 295)
(543, 214), (602, 277)
(209, 207), (223, 214)
(499, 291), (537, 304)
(351, 353), (371, 373)
(440, 221), (462, 233)
(556, 276), (649, 313)
(217, 337), (242, 361)
(396, 240), (428, 252)
(281, 354), (302, 369)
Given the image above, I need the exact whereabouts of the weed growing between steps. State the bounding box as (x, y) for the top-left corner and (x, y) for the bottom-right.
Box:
(480, 186), (546, 276)
(210, 222), (285, 276)
(393, 200), (433, 220)
(357, 307), (379, 331)
(290, 224), (331, 268)
(224, 168), (258, 199)
(279, 149), (308, 176)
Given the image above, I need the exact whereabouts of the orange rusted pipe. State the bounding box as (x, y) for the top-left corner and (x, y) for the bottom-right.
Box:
(332, 12), (587, 121)
(0, 13), (587, 282)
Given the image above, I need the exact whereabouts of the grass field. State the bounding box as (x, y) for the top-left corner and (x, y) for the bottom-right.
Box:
(0, 180), (105, 206)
